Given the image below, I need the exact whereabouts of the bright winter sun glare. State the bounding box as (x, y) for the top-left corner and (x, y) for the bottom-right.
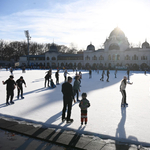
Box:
(108, 0), (149, 43)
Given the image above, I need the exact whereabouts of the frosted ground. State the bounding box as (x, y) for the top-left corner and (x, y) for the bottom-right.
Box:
(0, 69), (150, 146)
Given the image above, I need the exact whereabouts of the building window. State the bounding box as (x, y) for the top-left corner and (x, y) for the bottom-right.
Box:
(93, 55), (97, 60)
(108, 55), (111, 60)
(132, 55), (138, 60)
(99, 55), (104, 60)
(125, 55), (130, 60)
(85, 56), (90, 60)
(52, 57), (56, 60)
(117, 55), (120, 60)
(47, 57), (49, 60)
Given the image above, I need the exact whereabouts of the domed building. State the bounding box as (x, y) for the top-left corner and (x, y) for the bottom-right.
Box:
(86, 43), (95, 51)
(142, 40), (150, 49)
(19, 27), (150, 70)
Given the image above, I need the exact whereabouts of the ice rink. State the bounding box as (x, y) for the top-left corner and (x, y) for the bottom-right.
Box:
(0, 69), (150, 146)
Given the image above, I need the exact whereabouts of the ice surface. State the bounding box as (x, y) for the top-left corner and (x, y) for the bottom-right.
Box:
(0, 69), (150, 146)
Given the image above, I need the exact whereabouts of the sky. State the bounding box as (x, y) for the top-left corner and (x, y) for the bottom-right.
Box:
(0, 0), (150, 50)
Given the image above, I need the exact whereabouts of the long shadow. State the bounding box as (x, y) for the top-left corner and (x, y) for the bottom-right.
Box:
(115, 107), (139, 149)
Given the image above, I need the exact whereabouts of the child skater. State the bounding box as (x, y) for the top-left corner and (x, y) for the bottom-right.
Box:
(50, 79), (56, 88)
(79, 93), (90, 125)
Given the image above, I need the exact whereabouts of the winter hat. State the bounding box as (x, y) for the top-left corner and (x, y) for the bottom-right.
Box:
(20, 76), (23, 79)
(82, 93), (87, 97)
(10, 75), (14, 78)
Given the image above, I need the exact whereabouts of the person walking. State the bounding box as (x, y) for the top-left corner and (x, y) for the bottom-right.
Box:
(16, 76), (27, 99)
(62, 76), (75, 123)
(106, 69), (110, 82)
(2, 75), (16, 105)
(55, 69), (59, 84)
(79, 93), (90, 125)
(100, 69), (105, 81)
(73, 75), (81, 102)
(120, 76), (133, 107)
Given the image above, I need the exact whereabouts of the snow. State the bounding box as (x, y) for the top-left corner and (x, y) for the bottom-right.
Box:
(0, 69), (150, 146)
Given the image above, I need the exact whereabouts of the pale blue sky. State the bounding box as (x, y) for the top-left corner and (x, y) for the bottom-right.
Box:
(0, 0), (150, 50)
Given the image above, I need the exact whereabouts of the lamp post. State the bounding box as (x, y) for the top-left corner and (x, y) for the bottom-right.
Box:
(24, 30), (31, 67)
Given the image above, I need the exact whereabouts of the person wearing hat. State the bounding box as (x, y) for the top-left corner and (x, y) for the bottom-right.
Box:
(79, 93), (90, 125)
(16, 76), (26, 99)
(2, 75), (16, 105)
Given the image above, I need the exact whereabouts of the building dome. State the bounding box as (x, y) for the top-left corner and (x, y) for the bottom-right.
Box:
(49, 43), (58, 52)
(109, 27), (125, 38)
(86, 43), (95, 51)
(142, 40), (149, 48)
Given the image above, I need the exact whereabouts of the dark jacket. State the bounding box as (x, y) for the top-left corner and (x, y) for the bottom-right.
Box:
(45, 73), (50, 80)
(16, 79), (26, 88)
(4, 79), (16, 91)
(55, 72), (59, 78)
(62, 82), (74, 98)
(79, 98), (90, 110)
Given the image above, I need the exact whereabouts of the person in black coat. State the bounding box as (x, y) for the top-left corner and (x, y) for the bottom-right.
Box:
(55, 70), (59, 84)
(44, 71), (51, 87)
(62, 76), (75, 123)
(16, 76), (26, 99)
(106, 69), (110, 82)
(2, 75), (16, 105)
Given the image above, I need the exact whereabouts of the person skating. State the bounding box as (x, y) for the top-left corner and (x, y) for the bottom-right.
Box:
(55, 69), (59, 84)
(44, 71), (51, 87)
(120, 76), (133, 107)
(16, 76), (26, 99)
(106, 69), (110, 82)
(127, 69), (130, 82)
(79, 93), (90, 125)
(100, 69), (105, 81)
(2, 75), (16, 105)
(62, 76), (75, 123)
(64, 69), (69, 82)
(73, 75), (81, 102)
(115, 68), (117, 78)
(10, 67), (13, 75)
(89, 69), (92, 78)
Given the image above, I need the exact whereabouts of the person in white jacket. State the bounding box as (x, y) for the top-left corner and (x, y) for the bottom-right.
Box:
(120, 76), (133, 107)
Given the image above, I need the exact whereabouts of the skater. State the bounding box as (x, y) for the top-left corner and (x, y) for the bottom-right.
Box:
(100, 69), (105, 81)
(127, 69), (130, 81)
(144, 69), (146, 75)
(106, 69), (110, 82)
(62, 76), (75, 123)
(16, 76), (27, 99)
(73, 75), (81, 102)
(55, 69), (59, 84)
(115, 68), (117, 78)
(10, 67), (13, 75)
(50, 79), (56, 88)
(22, 66), (26, 73)
(79, 93), (90, 125)
(79, 71), (82, 85)
(89, 69), (92, 78)
(64, 69), (69, 82)
(120, 76), (133, 107)
(44, 71), (51, 87)
(2, 75), (16, 105)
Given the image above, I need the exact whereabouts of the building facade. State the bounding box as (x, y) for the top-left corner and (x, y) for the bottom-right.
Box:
(19, 27), (150, 70)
